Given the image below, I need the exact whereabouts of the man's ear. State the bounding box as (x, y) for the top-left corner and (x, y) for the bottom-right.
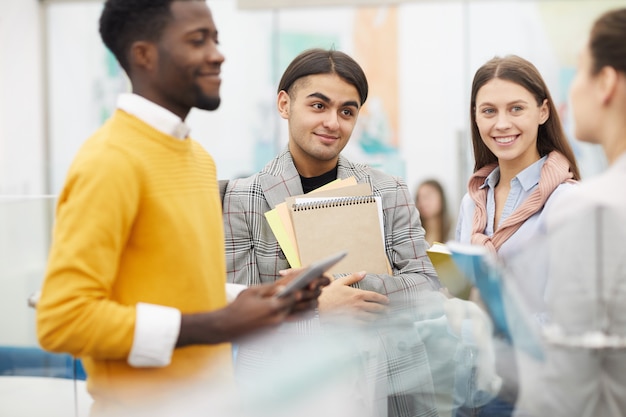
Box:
(277, 90), (290, 120)
(129, 40), (157, 73)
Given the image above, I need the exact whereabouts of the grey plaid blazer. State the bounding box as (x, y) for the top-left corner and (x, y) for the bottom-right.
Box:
(223, 148), (440, 302)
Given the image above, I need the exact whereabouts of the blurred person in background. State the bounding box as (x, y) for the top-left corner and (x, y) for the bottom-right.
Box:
(415, 179), (452, 245)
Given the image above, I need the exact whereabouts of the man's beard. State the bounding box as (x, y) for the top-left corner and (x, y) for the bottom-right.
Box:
(193, 85), (221, 111)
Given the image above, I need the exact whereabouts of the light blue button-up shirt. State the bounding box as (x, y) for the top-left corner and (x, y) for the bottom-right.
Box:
(455, 155), (576, 299)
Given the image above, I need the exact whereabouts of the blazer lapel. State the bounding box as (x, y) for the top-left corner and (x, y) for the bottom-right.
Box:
(258, 151), (373, 209)
(337, 155), (371, 187)
(258, 149), (304, 209)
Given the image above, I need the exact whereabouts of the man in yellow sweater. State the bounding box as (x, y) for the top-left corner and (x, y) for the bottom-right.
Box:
(35, 0), (328, 415)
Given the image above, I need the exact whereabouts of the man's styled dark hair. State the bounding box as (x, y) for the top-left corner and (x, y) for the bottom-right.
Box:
(99, 0), (197, 73)
(277, 48), (369, 106)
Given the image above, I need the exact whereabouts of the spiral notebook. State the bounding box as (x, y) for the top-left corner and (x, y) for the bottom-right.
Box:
(290, 195), (391, 275)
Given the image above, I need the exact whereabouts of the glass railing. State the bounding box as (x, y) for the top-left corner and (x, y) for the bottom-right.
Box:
(0, 196), (92, 417)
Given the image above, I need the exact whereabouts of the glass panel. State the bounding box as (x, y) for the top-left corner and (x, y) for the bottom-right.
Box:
(0, 196), (92, 417)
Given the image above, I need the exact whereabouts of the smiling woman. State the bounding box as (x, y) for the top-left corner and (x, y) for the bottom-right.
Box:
(474, 78), (550, 176)
(457, 55), (580, 255)
(453, 54), (581, 417)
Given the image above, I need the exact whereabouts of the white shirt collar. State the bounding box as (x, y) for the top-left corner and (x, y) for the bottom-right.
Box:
(117, 93), (190, 140)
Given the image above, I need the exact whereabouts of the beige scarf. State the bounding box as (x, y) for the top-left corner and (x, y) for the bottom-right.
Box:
(469, 151), (575, 252)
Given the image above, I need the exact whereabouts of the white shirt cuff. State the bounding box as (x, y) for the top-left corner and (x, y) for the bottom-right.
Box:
(128, 302), (181, 368)
(226, 283), (248, 303)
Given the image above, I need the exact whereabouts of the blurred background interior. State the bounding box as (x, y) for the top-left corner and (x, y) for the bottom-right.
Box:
(1, 0), (624, 415)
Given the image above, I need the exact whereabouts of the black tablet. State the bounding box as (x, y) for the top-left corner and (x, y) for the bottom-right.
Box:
(275, 251), (348, 298)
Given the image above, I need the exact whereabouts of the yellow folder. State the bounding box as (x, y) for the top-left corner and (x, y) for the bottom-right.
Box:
(426, 242), (472, 299)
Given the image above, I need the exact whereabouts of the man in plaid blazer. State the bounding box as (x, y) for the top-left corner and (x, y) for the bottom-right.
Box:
(223, 48), (443, 417)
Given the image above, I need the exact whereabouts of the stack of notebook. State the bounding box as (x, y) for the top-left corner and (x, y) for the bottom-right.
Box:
(265, 177), (391, 275)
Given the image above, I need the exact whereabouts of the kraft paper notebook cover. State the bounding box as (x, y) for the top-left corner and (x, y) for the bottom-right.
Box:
(290, 195), (391, 275)
(264, 178), (361, 268)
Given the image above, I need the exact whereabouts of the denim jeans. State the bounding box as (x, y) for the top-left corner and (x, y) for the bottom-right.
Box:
(455, 396), (514, 417)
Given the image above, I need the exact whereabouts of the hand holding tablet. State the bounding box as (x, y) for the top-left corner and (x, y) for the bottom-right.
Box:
(275, 251), (348, 298)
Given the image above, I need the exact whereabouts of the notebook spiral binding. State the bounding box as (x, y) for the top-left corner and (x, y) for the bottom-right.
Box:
(292, 195), (377, 211)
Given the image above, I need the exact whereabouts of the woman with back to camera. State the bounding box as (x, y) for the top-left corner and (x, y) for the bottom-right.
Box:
(454, 55), (581, 417)
(415, 179), (451, 245)
(521, 8), (626, 417)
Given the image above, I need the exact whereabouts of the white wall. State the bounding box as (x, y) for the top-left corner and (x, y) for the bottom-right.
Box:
(398, 2), (467, 216)
(0, 0), (45, 195)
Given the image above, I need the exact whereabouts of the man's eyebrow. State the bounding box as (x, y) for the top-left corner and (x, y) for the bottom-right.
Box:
(307, 92), (331, 103)
(187, 28), (217, 37)
(306, 92), (360, 109)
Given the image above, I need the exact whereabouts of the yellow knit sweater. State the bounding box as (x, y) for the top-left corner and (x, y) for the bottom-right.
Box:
(36, 110), (233, 410)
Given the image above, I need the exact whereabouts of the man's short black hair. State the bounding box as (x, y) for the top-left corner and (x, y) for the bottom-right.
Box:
(99, 0), (183, 73)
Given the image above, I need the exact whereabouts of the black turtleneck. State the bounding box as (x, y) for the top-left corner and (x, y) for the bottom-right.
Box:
(300, 165), (339, 194)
